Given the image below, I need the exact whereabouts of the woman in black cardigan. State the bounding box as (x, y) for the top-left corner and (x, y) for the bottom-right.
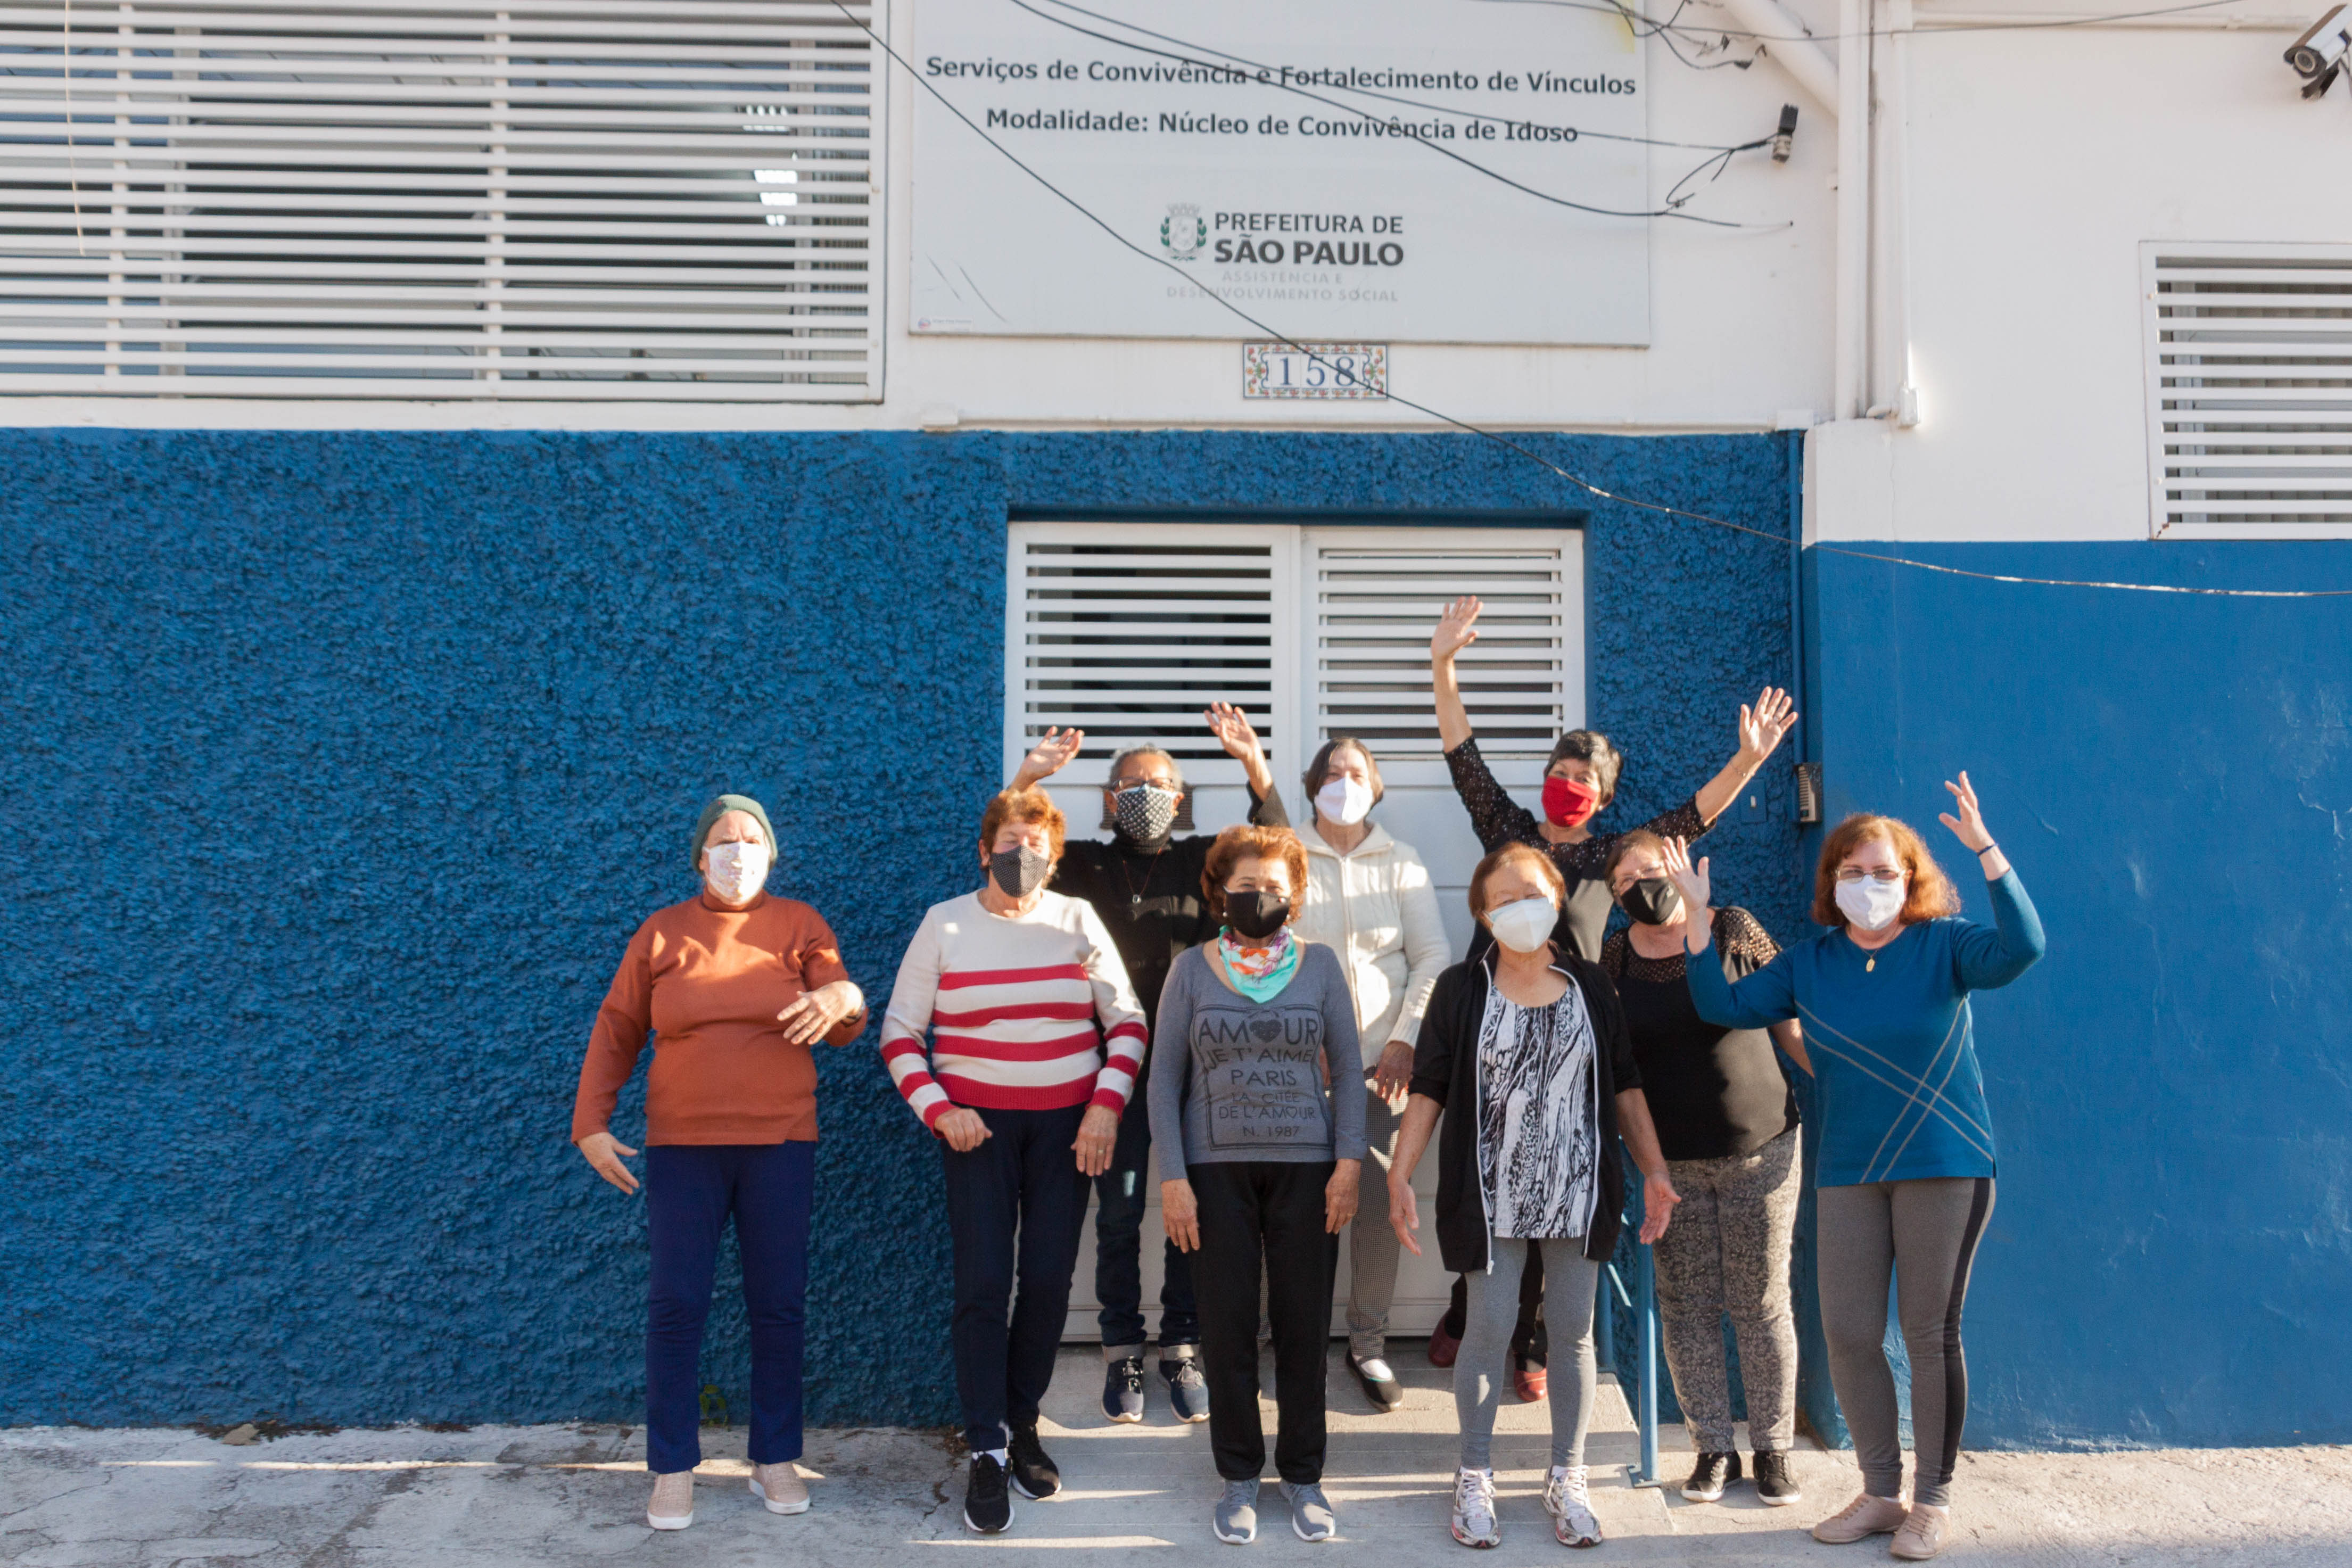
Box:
(1387, 843), (1678, 1551)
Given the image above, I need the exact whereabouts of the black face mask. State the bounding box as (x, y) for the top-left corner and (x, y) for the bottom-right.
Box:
(1223, 889), (1291, 940)
(990, 845), (1051, 898)
(1619, 876), (1684, 928)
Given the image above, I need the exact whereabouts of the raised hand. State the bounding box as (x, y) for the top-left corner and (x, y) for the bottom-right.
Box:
(1660, 835), (1712, 917)
(1939, 770), (1994, 853)
(1203, 701), (1261, 762)
(1737, 687), (1799, 764)
(1014, 725), (1084, 788)
(1430, 595), (1482, 663)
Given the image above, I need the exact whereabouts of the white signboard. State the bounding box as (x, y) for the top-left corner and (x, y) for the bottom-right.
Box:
(910, 0), (1650, 346)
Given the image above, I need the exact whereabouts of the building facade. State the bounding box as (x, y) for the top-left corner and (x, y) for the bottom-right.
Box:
(2, 1), (2346, 1449)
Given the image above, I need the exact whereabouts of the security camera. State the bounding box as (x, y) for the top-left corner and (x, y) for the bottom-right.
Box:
(2285, 5), (2349, 98)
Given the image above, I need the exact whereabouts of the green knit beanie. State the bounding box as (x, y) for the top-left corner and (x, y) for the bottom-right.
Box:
(689, 794), (778, 871)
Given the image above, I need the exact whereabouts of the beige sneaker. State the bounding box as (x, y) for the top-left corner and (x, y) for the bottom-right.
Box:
(1810, 1490), (1908, 1544)
(1890, 1503), (1951, 1561)
(750, 1462), (811, 1515)
(646, 1470), (695, 1530)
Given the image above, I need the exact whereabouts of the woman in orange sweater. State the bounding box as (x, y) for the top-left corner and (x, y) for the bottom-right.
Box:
(571, 795), (869, 1532)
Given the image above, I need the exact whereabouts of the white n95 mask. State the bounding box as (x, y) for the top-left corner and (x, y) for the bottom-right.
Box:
(1834, 876), (1906, 932)
(1315, 776), (1375, 827)
(705, 840), (772, 903)
(1486, 896), (1558, 955)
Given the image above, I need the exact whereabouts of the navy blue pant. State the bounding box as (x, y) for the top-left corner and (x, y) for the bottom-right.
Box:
(644, 1142), (813, 1475)
(1093, 1076), (1198, 1349)
(942, 1103), (1091, 1452)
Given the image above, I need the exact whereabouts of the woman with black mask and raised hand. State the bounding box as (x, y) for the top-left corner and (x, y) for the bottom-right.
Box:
(1008, 704), (1286, 1426)
(1602, 831), (1808, 1509)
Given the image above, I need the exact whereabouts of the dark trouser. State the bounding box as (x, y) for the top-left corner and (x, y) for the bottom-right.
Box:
(1094, 1079), (1198, 1350)
(1193, 1160), (1337, 1484)
(941, 1103), (1092, 1453)
(644, 1142), (814, 1475)
(1442, 1246), (1549, 1365)
(1817, 1177), (1995, 1509)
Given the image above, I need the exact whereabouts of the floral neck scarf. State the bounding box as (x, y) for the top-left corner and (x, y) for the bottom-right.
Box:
(1219, 927), (1301, 1003)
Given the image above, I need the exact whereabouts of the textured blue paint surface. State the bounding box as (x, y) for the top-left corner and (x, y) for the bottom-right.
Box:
(0, 427), (1800, 1431)
(1807, 538), (2352, 1448)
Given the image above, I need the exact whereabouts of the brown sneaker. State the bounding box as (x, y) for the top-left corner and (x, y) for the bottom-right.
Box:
(646, 1470), (695, 1530)
(1810, 1490), (1907, 1544)
(1890, 1503), (1950, 1561)
(750, 1462), (810, 1515)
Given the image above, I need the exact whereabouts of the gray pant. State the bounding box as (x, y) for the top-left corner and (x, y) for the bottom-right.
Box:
(1817, 1177), (1995, 1509)
(1652, 1127), (1801, 1453)
(1456, 1234), (1598, 1470)
(1344, 1086), (1402, 1360)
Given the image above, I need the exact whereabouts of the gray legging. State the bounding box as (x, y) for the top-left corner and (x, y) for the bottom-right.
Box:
(1817, 1177), (1995, 1509)
(1455, 1235), (1599, 1471)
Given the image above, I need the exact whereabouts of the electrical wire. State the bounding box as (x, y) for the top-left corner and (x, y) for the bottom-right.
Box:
(834, 1), (2352, 601)
(1475, 0), (2272, 48)
(1008, 0), (1784, 225)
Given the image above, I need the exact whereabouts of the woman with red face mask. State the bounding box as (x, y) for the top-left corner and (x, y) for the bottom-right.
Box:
(1420, 595), (1801, 1380)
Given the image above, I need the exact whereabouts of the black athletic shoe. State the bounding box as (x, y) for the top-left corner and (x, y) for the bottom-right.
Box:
(1008, 1418), (1061, 1500)
(964, 1452), (1014, 1534)
(1681, 1450), (1742, 1502)
(1103, 1355), (1146, 1424)
(1753, 1450), (1802, 1507)
(1162, 1354), (1210, 1423)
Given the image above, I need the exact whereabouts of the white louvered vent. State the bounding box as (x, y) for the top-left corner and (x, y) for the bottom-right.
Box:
(1308, 529), (1577, 762)
(0, 1), (881, 400)
(2144, 245), (2352, 536)
(1006, 524), (1288, 790)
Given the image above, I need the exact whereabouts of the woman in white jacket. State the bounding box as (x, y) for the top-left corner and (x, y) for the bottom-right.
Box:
(1292, 736), (1453, 1413)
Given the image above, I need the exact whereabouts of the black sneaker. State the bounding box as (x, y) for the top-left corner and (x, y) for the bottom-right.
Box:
(1102, 1355), (1146, 1424)
(1161, 1352), (1210, 1424)
(964, 1452), (1013, 1534)
(1753, 1450), (1802, 1507)
(1008, 1419), (1061, 1500)
(1681, 1450), (1741, 1502)
(1347, 1351), (1405, 1412)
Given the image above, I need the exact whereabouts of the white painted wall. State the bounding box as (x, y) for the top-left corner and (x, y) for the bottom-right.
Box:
(1811, 13), (2336, 544)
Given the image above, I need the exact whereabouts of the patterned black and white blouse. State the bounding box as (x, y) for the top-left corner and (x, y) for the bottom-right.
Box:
(1476, 977), (1603, 1240)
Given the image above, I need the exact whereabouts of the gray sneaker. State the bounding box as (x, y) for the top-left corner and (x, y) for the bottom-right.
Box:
(1214, 1478), (1260, 1545)
(1279, 1480), (1336, 1542)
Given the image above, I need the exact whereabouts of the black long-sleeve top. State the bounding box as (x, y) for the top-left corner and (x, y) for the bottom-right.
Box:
(1443, 736), (1711, 963)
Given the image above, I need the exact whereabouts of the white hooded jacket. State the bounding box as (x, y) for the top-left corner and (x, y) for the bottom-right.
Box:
(1293, 818), (1453, 1059)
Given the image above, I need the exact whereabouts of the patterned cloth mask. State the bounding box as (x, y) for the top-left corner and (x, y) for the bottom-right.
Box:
(703, 840), (771, 903)
(1113, 783), (1179, 844)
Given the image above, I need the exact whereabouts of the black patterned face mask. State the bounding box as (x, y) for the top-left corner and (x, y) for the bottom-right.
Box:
(1113, 783), (1179, 844)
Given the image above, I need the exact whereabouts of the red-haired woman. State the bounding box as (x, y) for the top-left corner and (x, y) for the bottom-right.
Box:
(878, 787), (1148, 1537)
(1149, 825), (1365, 1547)
(1666, 773), (2044, 1562)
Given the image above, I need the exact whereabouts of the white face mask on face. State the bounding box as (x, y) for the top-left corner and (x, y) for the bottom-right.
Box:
(1315, 775), (1374, 827)
(1834, 876), (1906, 932)
(1486, 895), (1558, 954)
(704, 839), (772, 903)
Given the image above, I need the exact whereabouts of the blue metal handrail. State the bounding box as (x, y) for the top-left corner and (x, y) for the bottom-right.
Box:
(1598, 1173), (1663, 1488)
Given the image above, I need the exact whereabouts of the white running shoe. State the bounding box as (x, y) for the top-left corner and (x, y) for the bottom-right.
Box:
(1543, 1465), (1602, 1548)
(1450, 1466), (1500, 1548)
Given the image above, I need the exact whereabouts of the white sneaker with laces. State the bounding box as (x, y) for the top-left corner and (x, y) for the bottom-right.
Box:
(1450, 1466), (1500, 1548)
(1543, 1465), (1602, 1548)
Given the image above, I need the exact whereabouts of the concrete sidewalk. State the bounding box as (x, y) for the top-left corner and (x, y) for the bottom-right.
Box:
(5, 1346), (2348, 1566)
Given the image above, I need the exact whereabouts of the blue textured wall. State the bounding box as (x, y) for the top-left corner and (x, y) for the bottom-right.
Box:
(1806, 538), (2352, 1448)
(0, 426), (1802, 1431)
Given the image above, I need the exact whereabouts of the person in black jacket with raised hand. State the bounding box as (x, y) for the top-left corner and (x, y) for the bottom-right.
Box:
(1008, 703), (1287, 1425)
(1385, 843), (1678, 1552)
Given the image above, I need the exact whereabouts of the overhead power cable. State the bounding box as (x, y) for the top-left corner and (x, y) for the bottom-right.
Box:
(1475, 0), (2272, 48)
(832, 1), (2352, 601)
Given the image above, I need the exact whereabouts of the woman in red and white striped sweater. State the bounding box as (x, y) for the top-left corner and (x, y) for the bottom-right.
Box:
(879, 786), (1146, 1537)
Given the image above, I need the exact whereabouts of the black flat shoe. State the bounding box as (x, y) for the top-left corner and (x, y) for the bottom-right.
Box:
(1347, 1352), (1405, 1412)
(1754, 1450), (1802, 1506)
(1681, 1450), (1741, 1502)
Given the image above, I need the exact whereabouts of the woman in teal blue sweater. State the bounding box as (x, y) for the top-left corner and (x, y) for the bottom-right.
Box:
(1665, 773), (2043, 1564)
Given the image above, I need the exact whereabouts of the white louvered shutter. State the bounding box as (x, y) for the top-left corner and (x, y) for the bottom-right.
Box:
(1305, 527), (1581, 763)
(1004, 522), (1297, 826)
(2144, 245), (2352, 536)
(0, 1), (881, 399)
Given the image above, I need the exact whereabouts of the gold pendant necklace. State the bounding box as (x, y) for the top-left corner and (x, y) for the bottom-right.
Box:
(1866, 956), (1876, 972)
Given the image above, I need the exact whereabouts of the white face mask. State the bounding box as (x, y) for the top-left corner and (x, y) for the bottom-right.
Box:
(1834, 876), (1906, 933)
(1485, 895), (1558, 954)
(1315, 775), (1374, 827)
(704, 839), (772, 903)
